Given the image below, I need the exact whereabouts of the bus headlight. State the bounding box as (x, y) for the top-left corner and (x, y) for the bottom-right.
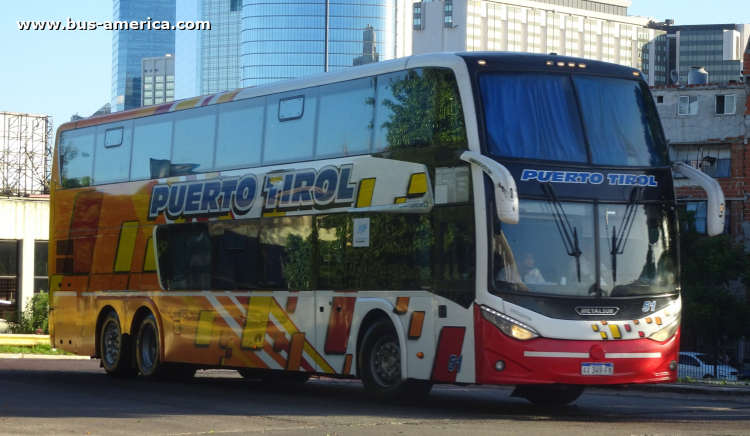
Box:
(480, 306), (540, 341)
(648, 315), (680, 342)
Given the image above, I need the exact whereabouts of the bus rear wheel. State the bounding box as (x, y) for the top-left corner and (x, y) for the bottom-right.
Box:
(100, 312), (136, 378)
(136, 314), (166, 380)
(359, 319), (432, 401)
(511, 385), (585, 406)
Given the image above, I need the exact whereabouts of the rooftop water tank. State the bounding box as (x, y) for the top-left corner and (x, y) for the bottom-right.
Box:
(688, 66), (708, 85)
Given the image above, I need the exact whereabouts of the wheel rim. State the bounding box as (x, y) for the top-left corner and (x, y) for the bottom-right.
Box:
(102, 322), (120, 367)
(369, 335), (401, 388)
(140, 324), (158, 373)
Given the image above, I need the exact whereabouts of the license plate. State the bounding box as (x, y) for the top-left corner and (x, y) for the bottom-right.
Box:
(581, 363), (614, 375)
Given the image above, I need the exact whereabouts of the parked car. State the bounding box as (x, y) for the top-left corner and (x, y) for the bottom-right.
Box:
(678, 351), (739, 381)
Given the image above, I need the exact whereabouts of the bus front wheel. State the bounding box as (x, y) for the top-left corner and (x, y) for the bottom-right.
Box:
(511, 385), (585, 406)
(359, 319), (432, 401)
(136, 314), (165, 380)
(100, 312), (136, 378)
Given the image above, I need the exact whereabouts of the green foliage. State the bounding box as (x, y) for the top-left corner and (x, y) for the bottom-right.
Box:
(0, 344), (70, 355)
(8, 292), (49, 335)
(678, 210), (750, 341)
(379, 69), (467, 150)
(284, 234), (313, 290)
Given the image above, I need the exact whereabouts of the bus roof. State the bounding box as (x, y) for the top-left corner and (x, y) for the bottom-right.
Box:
(58, 51), (643, 133)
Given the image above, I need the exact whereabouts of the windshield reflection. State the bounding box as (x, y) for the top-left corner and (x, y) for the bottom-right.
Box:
(492, 199), (677, 298)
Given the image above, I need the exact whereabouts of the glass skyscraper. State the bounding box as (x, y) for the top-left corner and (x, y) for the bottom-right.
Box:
(175, 0), (243, 100)
(111, 0), (176, 112)
(241, 0), (399, 87)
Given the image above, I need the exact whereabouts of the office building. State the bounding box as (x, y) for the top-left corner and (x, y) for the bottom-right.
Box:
(648, 23), (750, 85)
(112, 0), (176, 112)
(175, 0), (243, 99)
(142, 55), (176, 106)
(240, 0), (411, 87)
(412, 0), (667, 84)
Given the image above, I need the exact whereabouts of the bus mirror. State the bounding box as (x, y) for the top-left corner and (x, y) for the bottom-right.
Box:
(459, 151), (519, 225)
(671, 162), (726, 237)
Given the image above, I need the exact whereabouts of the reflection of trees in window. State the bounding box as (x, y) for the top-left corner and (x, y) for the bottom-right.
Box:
(377, 68), (467, 151)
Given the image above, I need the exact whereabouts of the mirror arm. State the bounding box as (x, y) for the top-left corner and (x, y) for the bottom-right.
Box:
(671, 161), (726, 237)
(460, 151), (519, 224)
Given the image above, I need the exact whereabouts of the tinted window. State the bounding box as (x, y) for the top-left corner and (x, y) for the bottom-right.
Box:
(215, 97), (265, 171)
(575, 76), (666, 166)
(316, 78), (374, 159)
(263, 89), (318, 165)
(315, 214), (433, 290)
(211, 221), (259, 290)
(60, 127), (96, 188)
(260, 216), (313, 290)
(172, 106), (218, 175)
(479, 73), (587, 162)
(131, 114), (174, 181)
(155, 223), (211, 290)
(374, 68), (467, 152)
(93, 121), (133, 185)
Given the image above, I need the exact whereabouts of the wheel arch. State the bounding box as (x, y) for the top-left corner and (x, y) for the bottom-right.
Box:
(351, 298), (408, 380)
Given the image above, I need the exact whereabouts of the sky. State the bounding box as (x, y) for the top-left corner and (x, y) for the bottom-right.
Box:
(0, 0), (746, 139)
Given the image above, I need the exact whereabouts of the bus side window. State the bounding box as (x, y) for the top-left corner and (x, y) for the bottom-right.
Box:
(131, 113), (174, 181)
(60, 127), (96, 188)
(259, 216), (313, 290)
(210, 221), (259, 290)
(172, 105), (218, 175)
(155, 223), (211, 290)
(316, 77), (374, 159)
(93, 121), (133, 185)
(215, 97), (265, 171)
(373, 68), (467, 152)
(263, 88), (318, 166)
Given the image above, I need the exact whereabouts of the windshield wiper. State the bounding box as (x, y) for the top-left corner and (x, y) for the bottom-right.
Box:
(609, 187), (643, 283)
(540, 183), (583, 282)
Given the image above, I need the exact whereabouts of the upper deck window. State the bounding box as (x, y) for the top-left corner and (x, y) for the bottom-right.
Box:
(574, 76), (666, 167)
(479, 73), (667, 167)
(479, 74), (588, 163)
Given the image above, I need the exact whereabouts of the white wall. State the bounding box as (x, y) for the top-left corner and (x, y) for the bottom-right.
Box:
(0, 198), (49, 313)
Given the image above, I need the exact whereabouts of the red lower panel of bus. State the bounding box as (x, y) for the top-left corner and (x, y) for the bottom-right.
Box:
(473, 304), (679, 385)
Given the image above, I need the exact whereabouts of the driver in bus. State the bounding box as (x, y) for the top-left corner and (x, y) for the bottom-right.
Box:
(517, 253), (546, 284)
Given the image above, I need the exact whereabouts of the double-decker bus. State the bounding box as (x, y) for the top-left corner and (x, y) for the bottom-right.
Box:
(49, 52), (724, 405)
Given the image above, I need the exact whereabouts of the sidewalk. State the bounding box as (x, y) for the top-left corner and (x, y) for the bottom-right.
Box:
(0, 353), (91, 360)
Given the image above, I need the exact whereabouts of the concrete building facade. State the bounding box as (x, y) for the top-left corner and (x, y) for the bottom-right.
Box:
(652, 43), (750, 242)
(141, 55), (176, 107)
(411, 0), (668, 85)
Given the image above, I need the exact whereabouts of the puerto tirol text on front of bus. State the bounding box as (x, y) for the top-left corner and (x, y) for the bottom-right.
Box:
(458, 52), (725, 404)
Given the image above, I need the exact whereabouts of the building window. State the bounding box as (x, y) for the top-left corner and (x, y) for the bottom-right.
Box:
(166, 90), (174, 97)
(144, 91), (153, 98)
(230, 0), (241, 12)
(156, 76), (164, 83)
(166, 82), (174, 90)
(155, 98), (164, 104)
(0, 240), (19, 318)
(657, 96), (664, 103)
(167, 75), (174, 83)
(413, 3), (423, 30)
(144, 83), (152, 91)
(144, 99), (153, 106)
(144, 76), (153, 84)
(444, 0), (453, 28)
(671, 144), (731, 179)
(715, 94), (736, 115)
(678, 96), (698, 115)
(34, 241), (48, 294)
(680, 201), (730, 235)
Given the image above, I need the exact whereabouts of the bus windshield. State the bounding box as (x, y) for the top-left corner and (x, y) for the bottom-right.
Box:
(492, 199), (677, 298)
(478, 73), (667, 167)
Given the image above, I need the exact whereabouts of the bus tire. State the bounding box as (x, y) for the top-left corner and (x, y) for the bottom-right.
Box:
(100, 312), (136, 378)
(359, 319), (432, 401)
(511, 385), (585, 406)
(135, 314), (165, 380)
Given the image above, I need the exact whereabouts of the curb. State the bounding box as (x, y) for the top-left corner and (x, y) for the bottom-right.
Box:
(595, 383), (750, 397)
(0, 353), (92, 360)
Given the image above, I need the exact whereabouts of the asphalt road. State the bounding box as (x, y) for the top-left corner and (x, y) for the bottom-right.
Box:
(1, 358), (749, 435)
